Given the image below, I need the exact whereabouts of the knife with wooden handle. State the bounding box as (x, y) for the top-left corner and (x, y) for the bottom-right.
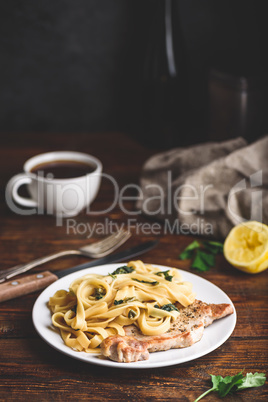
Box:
(0, 240), (159, 303)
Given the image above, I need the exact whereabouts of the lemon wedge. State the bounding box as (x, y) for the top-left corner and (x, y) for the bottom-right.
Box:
(224, 221), (268, 273)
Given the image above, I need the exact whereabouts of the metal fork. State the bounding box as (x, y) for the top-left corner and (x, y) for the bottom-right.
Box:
(0, 229), (131, 283)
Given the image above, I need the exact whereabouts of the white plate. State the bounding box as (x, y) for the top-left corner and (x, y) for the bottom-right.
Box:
(32, 263), (236, 369)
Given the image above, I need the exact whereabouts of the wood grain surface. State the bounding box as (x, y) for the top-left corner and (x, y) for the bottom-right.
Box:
(0, 132), (267, 401)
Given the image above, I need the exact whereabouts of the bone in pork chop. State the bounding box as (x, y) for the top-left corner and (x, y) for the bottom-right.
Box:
(100, 300), (233, 363)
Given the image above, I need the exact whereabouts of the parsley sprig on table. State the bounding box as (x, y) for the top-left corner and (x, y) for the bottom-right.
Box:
(179, 240), (223, 272)
(194, 371), (266, 401)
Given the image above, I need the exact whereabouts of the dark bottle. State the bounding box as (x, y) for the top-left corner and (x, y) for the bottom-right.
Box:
(141, 0), (189, 149)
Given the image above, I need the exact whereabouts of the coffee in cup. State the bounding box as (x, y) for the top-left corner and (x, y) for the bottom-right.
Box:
(6, 151), (102, 217)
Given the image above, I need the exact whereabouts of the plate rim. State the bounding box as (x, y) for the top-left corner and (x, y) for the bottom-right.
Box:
(32, 263), (237, 369)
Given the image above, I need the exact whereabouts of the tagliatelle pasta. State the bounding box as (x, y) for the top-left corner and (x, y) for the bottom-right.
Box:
(48, 260), (195, 353)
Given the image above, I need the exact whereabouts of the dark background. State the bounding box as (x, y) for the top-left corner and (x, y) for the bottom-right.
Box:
(0, 0), (267, 148)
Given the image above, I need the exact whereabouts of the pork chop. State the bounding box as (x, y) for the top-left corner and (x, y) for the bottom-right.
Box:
(100, 300), (233, 363)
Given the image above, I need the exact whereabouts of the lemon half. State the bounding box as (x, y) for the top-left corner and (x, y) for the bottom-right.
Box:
(224, 221), (268, 274)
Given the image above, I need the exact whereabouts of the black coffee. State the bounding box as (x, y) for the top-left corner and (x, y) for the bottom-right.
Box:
(31, 160), (95, 179)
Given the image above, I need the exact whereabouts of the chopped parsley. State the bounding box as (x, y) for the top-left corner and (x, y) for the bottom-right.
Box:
(132, 278), (159, 285)
(93, 286), (106, 300)
(111, 265), (135, 275)
(155, 270), (173, 282)
(154, 303), (179, 312)
(114, 297), (137, 305)
(124, 297), (137, 303)
(128, 309), (137, 319)
(114, 299), (124, 305)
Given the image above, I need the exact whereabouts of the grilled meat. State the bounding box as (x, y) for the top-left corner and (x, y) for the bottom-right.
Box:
(100, 300), (233, 363)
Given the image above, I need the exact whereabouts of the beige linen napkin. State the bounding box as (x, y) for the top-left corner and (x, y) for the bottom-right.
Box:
(137, 136), (268, 238)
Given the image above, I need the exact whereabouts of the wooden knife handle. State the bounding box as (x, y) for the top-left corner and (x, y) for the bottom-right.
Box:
(0, 271), (58, 303)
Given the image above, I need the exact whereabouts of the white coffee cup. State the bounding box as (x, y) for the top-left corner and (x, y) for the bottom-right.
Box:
(6, 151), (102, 217)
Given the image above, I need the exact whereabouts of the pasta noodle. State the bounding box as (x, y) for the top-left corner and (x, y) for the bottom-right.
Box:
(48, 260), (195, 353)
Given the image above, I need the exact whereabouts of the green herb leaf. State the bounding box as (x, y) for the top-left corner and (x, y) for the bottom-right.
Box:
(114, 297), (137, 306)
(114, 300), (124, 305)
(203, 240), (223, 254)
(154, 303), (179, 312)
(191, 251), (206, 271)
(207, 240), (223, 248)
(111, 265), (135, 275)
(155, 270), (173, 282)
(179, 241), (200, 260)
(191, 250), (215, 272)
(194, 371), (266, 402)
(184, 240), (200, 251)
(199, 250), (215, 266)
(216, 372), (244, 397)
(237, 372), (266, 390)
(179, 240), (223, 272)
(93, 286), (106, 300)
(124, 297), (137, 303)
(132, 278), (159, 285)
(178, 249), (194, 260)
(128, 309), (137, 319)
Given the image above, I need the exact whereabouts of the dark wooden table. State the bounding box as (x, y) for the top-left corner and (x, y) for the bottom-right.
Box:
(0, 132), (267, 401)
